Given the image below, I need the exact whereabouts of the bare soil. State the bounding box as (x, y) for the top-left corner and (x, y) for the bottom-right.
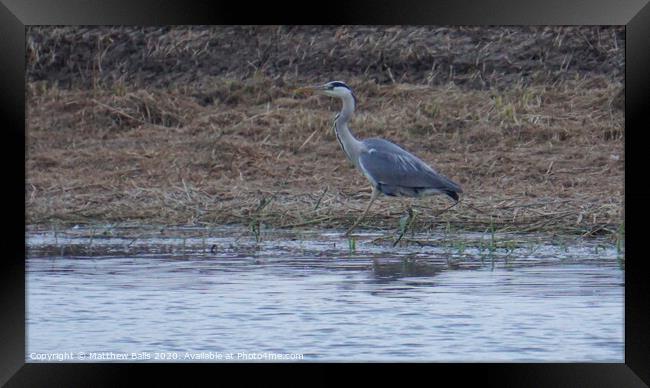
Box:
(26, 26), (625, 237)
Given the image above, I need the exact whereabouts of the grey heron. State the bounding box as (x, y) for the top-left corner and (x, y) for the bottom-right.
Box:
(296, 81), (463, 236)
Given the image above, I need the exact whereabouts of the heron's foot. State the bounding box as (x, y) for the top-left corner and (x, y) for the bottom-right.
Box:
(344, 187), (379, 237)
(393, 207), (417, 247)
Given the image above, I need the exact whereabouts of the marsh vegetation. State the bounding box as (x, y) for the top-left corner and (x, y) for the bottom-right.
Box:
(26, 26), (624, 239)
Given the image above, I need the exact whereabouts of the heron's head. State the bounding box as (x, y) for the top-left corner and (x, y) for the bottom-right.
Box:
(295, 81), (357, 105)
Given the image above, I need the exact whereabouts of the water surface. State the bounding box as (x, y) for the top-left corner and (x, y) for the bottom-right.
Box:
(26, 226), (624, 362)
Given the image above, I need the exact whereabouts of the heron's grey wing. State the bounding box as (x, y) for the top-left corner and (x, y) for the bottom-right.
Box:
(359, 139), (462, 197)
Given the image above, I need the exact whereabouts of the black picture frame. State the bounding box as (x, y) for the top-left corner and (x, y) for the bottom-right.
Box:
(2, 0), (648, 386)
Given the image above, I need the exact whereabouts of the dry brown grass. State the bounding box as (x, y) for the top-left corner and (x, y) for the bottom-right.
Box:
(26, 72), (624, 236)
(27, 26), (624, 89)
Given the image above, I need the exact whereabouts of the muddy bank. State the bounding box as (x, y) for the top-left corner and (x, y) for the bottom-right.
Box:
(26, 26), (624, 237)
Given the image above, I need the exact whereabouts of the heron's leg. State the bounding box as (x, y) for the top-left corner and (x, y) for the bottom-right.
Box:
(344, 187), (379, 236)
(393, 200), (418, 247)
(427, 197), (461, 225)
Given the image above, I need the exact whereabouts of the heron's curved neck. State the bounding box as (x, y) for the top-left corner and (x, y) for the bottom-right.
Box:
(334, 93), (362, 165)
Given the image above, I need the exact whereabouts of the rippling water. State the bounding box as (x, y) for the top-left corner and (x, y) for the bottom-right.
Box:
(26, 226), (624, 362)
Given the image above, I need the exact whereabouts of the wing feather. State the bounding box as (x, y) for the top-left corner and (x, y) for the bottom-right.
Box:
(359, 138), (462, 196)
